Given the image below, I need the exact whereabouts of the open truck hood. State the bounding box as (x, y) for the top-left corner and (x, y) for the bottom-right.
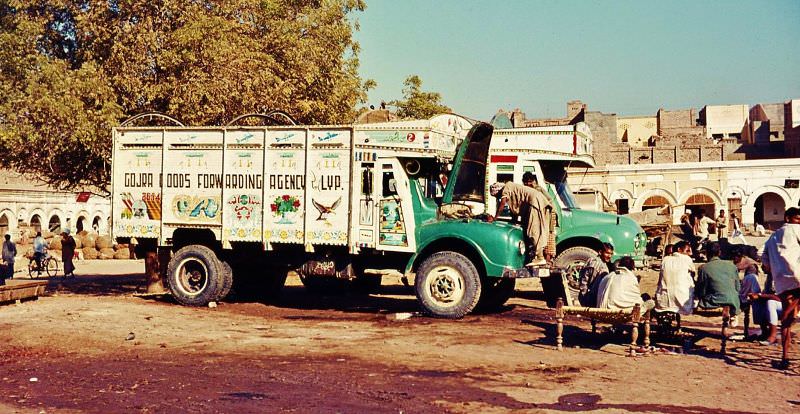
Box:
(443, 122), (494, 204)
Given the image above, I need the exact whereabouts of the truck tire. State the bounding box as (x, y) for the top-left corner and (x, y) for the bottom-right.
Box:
(476, 277), (516, 311)
(554, 246), (596, 289)
(166, 245), (223, 306)
(415, 251), (481, 319)
(215, 260), (234, 301)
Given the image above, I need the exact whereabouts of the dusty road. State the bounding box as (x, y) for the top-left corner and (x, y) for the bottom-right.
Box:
(1, 259), (798, 413)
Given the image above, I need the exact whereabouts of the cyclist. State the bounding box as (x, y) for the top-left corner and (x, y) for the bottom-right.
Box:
(33, 231), (47, 271)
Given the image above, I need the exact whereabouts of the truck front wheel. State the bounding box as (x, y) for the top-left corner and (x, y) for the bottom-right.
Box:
(166, 245), (223, 306)
(415, 252), (481, 319)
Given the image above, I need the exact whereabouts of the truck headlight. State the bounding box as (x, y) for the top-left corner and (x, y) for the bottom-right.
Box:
(518, 240), (526, 255)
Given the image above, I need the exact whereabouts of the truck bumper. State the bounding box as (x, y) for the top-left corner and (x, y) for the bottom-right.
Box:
(502, 266), (551, 278)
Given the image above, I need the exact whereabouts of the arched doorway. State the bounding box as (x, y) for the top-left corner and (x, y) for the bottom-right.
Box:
(48, 215), (62, 234)
(754, 193), (785, 229)
(76, 216), (87, 233)
(642, 195), (670, 211)
(685, 193), (716, 219)
(0, 214), (8, 237)
(92, 216), (102, 233)
(30, 214), (42, 233)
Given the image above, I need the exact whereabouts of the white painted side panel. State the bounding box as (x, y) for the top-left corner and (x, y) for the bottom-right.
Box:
(112, 130), (163, 239)
(264, 129), (307, 245)
(222, 130), (265, 243)
(161, 130), (224, 242)
(304, 129), (351, 246)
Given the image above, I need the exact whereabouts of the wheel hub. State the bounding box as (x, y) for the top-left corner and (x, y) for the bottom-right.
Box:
(428, 265), (465, 305)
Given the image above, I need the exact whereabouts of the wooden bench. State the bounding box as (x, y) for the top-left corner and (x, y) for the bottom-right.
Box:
(650, 306), (733, 354)
(0, 279), (48, 305)
(547, 273), (651, 355)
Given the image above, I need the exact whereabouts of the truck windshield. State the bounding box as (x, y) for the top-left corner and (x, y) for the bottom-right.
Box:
(542, 163), (579, 210)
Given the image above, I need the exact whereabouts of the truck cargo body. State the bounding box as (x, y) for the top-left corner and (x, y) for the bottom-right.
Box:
(112, 117), (528, 318)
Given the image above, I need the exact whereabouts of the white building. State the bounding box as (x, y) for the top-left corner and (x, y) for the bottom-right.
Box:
(569, 158), (800, 229)
(0, 170), (111, 239)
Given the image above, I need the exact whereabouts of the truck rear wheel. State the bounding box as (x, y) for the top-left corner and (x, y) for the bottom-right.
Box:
(476, 277), (516, 311)
(554, 246), (596, 289)
(415, 251), (481, 319)
(215, 261), (233, 301)
(166, 245), (223, 306)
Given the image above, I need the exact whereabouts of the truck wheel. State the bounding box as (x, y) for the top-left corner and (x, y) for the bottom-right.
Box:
(554, 246), (596, 289)
(166, 245), (222, 306)
(476, 277), (516, 311)
(215, 260), (234, 301)
(415, 251), (481, 319)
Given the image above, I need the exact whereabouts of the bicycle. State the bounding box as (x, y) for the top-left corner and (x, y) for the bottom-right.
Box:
(28, 251), (61, 278)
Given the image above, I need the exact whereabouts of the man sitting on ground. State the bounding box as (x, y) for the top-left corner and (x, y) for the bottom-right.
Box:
(695, 242), (741, 315)
(596, 256), (655, 314)
(577, 243), (614, 307)
(655, 241), (696, 315)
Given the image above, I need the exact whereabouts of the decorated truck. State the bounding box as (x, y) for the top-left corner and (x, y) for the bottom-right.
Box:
(484, 123), (648, 274)
(111, 114), (530, 318)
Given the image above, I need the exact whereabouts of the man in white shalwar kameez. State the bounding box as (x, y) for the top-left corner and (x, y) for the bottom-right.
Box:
(596, 257), (655, 314)
(655, 241), (696, 315)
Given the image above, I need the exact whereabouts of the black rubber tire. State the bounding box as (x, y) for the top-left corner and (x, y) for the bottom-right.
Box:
(28, 261), (39, 279)
(215, 260), (234, 301)
(415, 251), (481, 319)
(554, 246), (597, 289)
(166, 245), (223, 306)
(476, 277), (516, 311)
(46, 257), (60, 278)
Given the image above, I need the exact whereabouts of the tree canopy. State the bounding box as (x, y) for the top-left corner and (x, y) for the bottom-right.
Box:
(389, 75), (451, 120)
(0, 0), (370, 193)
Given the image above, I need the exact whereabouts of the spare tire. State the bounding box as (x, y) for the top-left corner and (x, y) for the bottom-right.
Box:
(166, 245), (223, 306)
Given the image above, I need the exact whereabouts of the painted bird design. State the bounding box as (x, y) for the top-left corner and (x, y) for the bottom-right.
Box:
(312, 197), (342, 221)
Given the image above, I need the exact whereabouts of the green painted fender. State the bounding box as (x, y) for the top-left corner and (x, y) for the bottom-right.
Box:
(406, 218), (526, 277)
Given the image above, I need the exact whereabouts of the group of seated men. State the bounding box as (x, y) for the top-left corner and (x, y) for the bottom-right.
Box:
(577, 241), (766, 339)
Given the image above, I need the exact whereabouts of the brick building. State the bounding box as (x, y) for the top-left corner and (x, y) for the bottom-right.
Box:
(785, 99), (800, 157)
(698, 104), (749, 140)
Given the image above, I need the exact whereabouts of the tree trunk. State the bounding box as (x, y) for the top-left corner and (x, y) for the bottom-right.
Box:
(144, 248), (169, 294)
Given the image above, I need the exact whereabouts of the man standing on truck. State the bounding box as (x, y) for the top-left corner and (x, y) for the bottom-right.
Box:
(488, 181), (553, 267)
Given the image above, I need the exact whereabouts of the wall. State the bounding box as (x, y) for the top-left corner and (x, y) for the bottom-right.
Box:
(701, 104), (749, 139)
(616, 116), (657, 147)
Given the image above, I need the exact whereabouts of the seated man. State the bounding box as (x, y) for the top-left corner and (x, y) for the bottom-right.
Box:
(740, 264), (783, 344)
(695, 242), (741, 315)
(577, 243), (614, 307)
(596, 256), (655, 314)
(655, 241), (696, 315)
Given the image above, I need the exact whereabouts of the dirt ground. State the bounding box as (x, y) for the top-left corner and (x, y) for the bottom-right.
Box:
(1, 258), (799, 414)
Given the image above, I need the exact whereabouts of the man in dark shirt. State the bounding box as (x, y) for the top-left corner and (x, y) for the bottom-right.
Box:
(577, 243), (615, 307)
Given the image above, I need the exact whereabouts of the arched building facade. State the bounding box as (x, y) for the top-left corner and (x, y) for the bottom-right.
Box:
(0, 170), (110, 239)
(569, 158), (800, 229)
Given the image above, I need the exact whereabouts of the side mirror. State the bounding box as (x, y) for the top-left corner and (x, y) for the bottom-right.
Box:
(388, 179), (397, 193)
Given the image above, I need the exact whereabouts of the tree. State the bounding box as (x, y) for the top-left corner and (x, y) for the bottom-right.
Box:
(389, 75), (451, 120)
(0, 0), (371, 193)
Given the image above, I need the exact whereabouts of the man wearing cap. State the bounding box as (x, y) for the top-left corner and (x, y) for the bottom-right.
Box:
(61, 229), (76, 277)
(488, 181), (553, 267)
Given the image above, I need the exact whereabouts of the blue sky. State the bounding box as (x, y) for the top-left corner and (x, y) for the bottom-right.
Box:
(353, 0), (800, 120)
